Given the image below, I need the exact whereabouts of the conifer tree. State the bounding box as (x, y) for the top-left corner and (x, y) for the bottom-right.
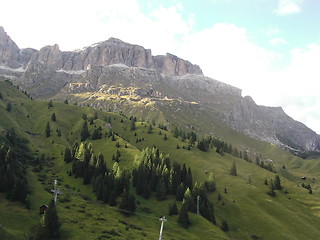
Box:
(168, 201), (178, 216)
(130, 118), (136, 131)
(44, 200), (60, 239)
(274, 175), (282, 190)
(45, 122), (51, 137)
(172, 126), (179, 138)
(204, 172), (216, 193)
(230, 160), (237, 176)
(80, 120), (90, 142)
(163, 133), (168, 140)
(185, 167), (193, 189)
(93, 111), (98, 120)
(221, 220), (229, 232)
(48, 100), (53, 108)
(6, 102), (11, 112)
(119, 189), (136, 216)
(64, 99), (68, 104)
(0, 91), (2, 99)
(64, 147), (72, 163)
(51, 113), (56, 121)
(178, 202), (190, 228)
(268, 179), (276, 197)
(183, 187), (195, 212)
(256, 156), (261, 165)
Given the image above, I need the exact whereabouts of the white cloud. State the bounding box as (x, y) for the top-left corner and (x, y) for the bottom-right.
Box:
(270, 38), (287, 46)
(274, 0), (304, 15)
(266, 27), (281, 36)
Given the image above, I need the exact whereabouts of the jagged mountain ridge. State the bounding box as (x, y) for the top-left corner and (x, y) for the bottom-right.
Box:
(0, 26), (319, 152)
(0, 26), (202, 76)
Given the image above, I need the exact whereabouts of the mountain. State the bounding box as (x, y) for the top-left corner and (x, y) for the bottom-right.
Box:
(0, 26), (319, 153)
(1, 80), (320, 240)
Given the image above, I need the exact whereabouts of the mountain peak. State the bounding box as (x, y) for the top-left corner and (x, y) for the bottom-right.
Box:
(106, 37), (124, 44)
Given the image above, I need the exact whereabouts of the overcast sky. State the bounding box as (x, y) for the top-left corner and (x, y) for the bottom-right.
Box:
(1, 0), (319, 133)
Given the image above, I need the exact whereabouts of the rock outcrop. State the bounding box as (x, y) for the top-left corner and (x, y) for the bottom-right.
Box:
(0, 26), (21, 68)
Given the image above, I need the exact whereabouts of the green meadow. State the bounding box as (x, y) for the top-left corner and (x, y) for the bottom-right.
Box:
(0, 81), (319, 240)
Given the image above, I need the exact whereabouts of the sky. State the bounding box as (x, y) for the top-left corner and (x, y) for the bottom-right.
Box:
(0, 0), (319, 133)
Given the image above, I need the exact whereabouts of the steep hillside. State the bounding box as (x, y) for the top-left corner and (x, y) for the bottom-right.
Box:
(0, 80), (320, 240)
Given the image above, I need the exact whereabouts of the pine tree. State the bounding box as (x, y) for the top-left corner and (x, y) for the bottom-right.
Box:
(93, 111), (98, 120)
(274, 175), (282, 190)
(51, 113), (56, 121)
(6, 102), (11, 112)
(48, 100), (53, 108)
(64, 99), (68, 104)
(80, 120), (90, 142)
(256, 156), (261, 165)
(0, 92), (2, 99)
(168, 201), (178, 216)
(221, 220), (229, 232)
(204, 172), (216, 193)
(248, 174), (252, 185)
(176, 183), (185, 201)
(64, 147), (72, 163)
(130, 118), (136, 131)
(163, 133), (168, 140)
(172, 126), (179, 138)
(217, 192), (222, 201)
(178, 202), (190, 228)
(45, 122), (51, 137)
(119, 189), (136, 216)
(185, 167), (193, 189)
(268, 179), (276, 197)
(156, 180), (167, 201)
(183, 188), (195, 212)
(230, 160), (237, 176)
(44, 200), (60, 239)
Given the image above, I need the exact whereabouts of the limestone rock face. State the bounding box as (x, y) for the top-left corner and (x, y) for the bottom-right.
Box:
(227, 96), (320, 151)
(27, 44), (63, 71)
(61, 38), (155, 72)
(154, 53), (203, 76)
(0, 26), (20, 68)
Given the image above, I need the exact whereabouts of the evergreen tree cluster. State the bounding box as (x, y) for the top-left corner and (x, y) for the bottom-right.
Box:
(132, 147), (193, 201)
(197, 136), (237, 155)
(301, 182), (313, 194)
(266, 175), (283, 197)
(0, 144), (28, 204)
(171, 127), (197, 144)
(258, 160), (276, 173)
(92, 126), (102, 140)
(69, 142), (136, 214)
(183, 182), (216, 224)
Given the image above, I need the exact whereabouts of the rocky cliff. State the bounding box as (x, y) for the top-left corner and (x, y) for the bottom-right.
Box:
(0, 27), (202, 76)
(1, 26), (319, 152)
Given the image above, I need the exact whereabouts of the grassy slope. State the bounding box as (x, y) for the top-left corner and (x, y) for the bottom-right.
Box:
(0, 81), (320, 240)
